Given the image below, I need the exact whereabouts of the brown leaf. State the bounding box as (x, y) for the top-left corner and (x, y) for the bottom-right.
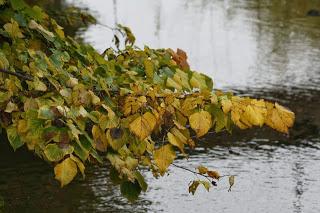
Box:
(168, 48), (190, 70)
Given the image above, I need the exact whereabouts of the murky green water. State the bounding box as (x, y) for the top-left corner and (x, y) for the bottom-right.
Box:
(1, 0), (320, 212)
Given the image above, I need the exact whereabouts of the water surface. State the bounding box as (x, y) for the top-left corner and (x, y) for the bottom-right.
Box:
(1, 0), (320, 212)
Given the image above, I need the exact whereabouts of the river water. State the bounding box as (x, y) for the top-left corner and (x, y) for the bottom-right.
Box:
(1, 0), (320, 212)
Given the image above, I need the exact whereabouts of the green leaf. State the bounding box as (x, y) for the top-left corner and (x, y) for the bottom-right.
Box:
(33, 78), (47, 91)
(188, 180), (200, 195)
(10, 0), (28, 10)
(0, 0), (6, 6)
(109, 167), (123, 184)
(6, 125), (24, 151)
(0, 51), (9, 70)
(38, 105), (55, 120)
(134, 171), (148, 192)
(120, 181), (142, 202)
(24, 6), (46, 21)
(44, 143), (73, 162)
(0, 92), (10, 103)
(3, 20), (24, 38)
(44, 144), (63, 162)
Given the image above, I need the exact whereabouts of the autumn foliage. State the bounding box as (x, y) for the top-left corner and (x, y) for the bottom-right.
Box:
(0, 0), (295, 200)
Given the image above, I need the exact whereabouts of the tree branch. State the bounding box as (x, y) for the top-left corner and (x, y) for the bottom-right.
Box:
(172, 163), (214, 184)
(0, 69), (33, 81)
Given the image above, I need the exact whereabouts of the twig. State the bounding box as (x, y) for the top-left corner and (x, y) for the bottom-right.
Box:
(172, 163), (213, 184)
(96, 23), (117, 31)
(0, 69), (33, 81)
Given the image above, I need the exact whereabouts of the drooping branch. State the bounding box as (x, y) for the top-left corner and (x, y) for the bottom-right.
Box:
(172, 163), (215, 185)
(0, 69), (33, 81)
(172, 163), (235, 185)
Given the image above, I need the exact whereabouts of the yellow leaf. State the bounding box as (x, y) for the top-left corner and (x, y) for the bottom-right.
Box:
(66, 77), (78, 88)
(106, 128), (126, 151)
(228, 175), (235, 192)
(123, 96), (147, 116)
(17, 119), (28, 134)
(29, 20), (54, 38)
(54, 158), (78, 187)
(173, 120), (186, 130)
(89, 90), (100, 105)
(92, 125), (108, 152)
(231, 97), (268, 129)
(189, 110), (212, 137)
(4, 20), (24, 38)
(190, 72), (208, 90)
(199, 180), (211, 192)
(5, 101), (18, 113)
(129, 112), (156, 140)
(100, 105), (119, 129)
(70, 154), (85, 178)
(197, 166), (208, 174)
(34, 79), (47, 91)
(210, 94), (218, 104)
(242, 104), (266, 127)
(167, 132), (184, 153)
(188, 180), (200, 195)
(221, 99), (232, 114)
(173, 69), (191, 90)
(154, 144), (176, 175)
(265, 102), (295, 133)
(181, 97), (203, 116)
(207, 170), (220, 179)
(170, 127), (188, 144)
(0, 52), (9, 70)
(166, 77), (182, 90)
(144, 59), (154, 79)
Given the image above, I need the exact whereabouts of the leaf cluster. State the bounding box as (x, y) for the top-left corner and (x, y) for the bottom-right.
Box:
(0, 0), (295, 200)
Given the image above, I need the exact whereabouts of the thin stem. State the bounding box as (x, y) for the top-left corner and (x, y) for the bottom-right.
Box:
(0, 69), (33, 81)
(96, 23), (117, 31)
(171, 163), (213, 184)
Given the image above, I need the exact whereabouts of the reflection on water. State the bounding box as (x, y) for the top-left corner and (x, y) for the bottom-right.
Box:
(69, 0), (320, 90)
(1, 0), (320, 212)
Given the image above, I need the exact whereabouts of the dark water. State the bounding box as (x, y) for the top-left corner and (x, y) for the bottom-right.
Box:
(1, 0), (320, 212)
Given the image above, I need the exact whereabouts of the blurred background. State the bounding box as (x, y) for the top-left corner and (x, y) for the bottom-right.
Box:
(1, 0), (320, 212)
